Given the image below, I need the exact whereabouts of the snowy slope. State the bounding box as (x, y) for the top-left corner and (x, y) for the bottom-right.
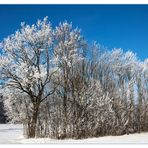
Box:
(0, 124), (148, 144)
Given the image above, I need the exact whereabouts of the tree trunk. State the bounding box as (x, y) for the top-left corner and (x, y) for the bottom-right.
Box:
(28, 103), (39, 138)
(62, 94), (68, 138)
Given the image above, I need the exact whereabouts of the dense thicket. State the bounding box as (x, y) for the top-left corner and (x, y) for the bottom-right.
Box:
(0, 17), (148, 139)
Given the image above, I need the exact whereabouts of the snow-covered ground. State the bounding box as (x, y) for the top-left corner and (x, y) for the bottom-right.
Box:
(0, 124), (23, 144)
(0, 124), (148, 144)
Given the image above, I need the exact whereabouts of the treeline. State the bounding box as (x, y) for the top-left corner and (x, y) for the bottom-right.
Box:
(0, 17), (148, 139)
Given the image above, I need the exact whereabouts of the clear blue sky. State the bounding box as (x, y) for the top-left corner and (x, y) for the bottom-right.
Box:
(0, 4), (148, 61)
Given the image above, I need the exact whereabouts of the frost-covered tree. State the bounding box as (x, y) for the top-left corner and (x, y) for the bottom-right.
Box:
(0, 17), (148, 139)
(0, 17), (60, 138)
(52, 22), (86, 138)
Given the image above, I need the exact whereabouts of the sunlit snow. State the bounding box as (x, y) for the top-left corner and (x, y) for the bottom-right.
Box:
(0, 124), (148, 144)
